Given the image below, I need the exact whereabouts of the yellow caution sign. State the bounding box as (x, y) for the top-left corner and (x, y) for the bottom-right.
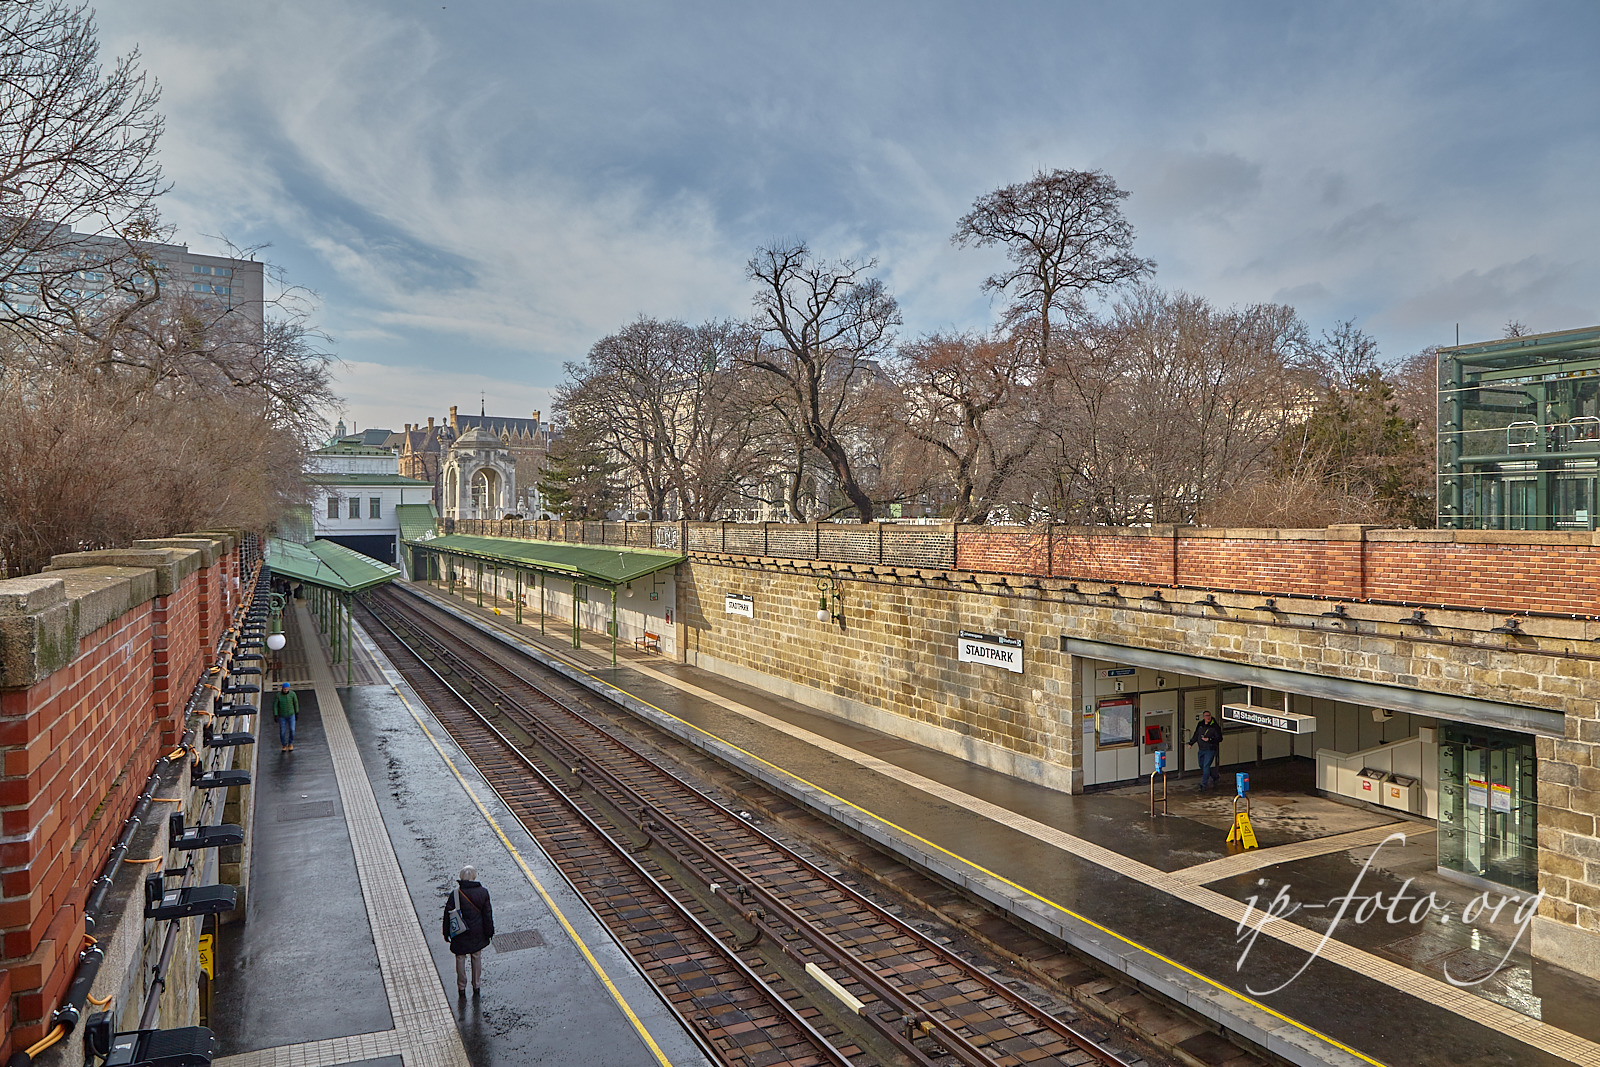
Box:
(198, 933), (214, 979)
(1226, 812), (1259, 850)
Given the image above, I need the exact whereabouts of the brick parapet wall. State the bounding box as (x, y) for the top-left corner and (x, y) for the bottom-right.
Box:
(455, 519), (1600, 619)
(0, 538), (244, 1056)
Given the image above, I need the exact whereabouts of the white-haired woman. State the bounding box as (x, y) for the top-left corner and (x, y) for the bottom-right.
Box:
(442, 865), (494, 994)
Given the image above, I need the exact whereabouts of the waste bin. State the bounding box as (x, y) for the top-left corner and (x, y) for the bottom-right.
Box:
(1384, 774), (1418, 813)
(1356, 767), (1387, 802)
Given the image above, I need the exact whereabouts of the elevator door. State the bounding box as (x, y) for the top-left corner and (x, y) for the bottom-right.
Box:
(1438, 725), (1537, 890)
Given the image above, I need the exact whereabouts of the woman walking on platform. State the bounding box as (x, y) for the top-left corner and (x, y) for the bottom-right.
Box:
(443, 865), (494, 995)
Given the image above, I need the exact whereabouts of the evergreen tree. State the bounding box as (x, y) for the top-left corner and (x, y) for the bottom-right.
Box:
(537, 415), (621, 519)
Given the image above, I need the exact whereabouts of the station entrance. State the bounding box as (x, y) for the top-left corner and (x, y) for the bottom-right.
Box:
(1073, 644), (1549, 895)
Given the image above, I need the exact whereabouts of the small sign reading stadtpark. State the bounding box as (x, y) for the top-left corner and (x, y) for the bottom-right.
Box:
(1221, 703), (1317, 734)
(724, 593), (754, 618)
(957, 629), (1023, 673)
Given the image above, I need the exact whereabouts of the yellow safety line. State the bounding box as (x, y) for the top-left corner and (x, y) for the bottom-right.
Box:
(387, 682), (677, 1067)
(450, 599), (1389, 1067)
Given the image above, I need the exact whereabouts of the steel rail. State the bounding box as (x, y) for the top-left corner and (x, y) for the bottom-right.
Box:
(370, 586), (1130, 1067)
(361, 595), (858, 1067)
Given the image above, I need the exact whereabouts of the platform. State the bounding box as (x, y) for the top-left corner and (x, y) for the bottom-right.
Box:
(409, 579), (1600, 1067)
(210, 599), (713, 1067)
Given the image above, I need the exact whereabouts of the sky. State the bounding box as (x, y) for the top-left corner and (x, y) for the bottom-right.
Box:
(97, 2), (1600, 436)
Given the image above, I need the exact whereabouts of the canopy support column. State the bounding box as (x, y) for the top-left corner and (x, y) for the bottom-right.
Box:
(610, 585), (618, 666)
(476, 561), (483, 607)
(345, 592), (353, 686)
(515, 569), (523, 624)
(540, 573), (546, 635)
(572, 581), (580, 649)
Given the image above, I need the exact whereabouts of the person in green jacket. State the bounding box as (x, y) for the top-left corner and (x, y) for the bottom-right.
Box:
(274, 682), (299, 751)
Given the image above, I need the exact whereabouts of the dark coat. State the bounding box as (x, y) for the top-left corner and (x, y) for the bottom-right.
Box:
(1188, 718), (1222, 751)
(443, 880), (494, 955)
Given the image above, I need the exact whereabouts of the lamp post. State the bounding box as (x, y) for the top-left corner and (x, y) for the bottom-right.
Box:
(266, 592), (288, 675)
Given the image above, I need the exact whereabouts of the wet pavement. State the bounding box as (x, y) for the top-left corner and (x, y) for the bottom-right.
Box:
(212, 689), (393, 1053)
(410, 580), (1600, 1067)
(342, 680), (709, 1066)
(213, 602), (712, 1067)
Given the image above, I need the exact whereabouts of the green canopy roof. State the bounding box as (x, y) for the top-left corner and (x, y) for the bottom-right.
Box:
(408, 533), (683, 585)
(267, 537), (401, 592)
(394, 503), (439, 543)
(308, 473), (435, 487)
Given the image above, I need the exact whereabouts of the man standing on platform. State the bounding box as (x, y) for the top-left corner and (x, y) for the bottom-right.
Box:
(274, 681), (298, 752)
(445, 865), (494, 996)
(1188, 708), (1222, 791)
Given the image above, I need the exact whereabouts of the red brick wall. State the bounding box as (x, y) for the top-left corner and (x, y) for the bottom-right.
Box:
(955, 527), (1048, 575)
(1170, 537), (1363, 599)
(948, 529), (1600, 617)
(1049, 531), (1178, 586)
(0, 545), (244, 1050)
(152, 569), (206, 746)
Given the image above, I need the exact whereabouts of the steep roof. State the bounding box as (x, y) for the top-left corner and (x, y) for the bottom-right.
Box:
(394, 503), (439, 542)
(455, 414), (546, 438)
(266, 537), (400, 592)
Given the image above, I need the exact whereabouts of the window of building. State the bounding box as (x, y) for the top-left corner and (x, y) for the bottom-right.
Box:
(349, 496), (360, 519)
(193, 265), (211, 275)
(214, 267), (233, 278)
(369, 496), (381, 518)
(328, 495), (339, 519)
(192, 282), (209, 292)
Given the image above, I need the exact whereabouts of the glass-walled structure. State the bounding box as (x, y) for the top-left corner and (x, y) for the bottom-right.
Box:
(1438, 325), (1600, 530)
(1437, 724), (1537, 891)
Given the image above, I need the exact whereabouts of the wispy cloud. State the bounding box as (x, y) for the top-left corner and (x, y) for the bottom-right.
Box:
(97, 1), (1600, 430)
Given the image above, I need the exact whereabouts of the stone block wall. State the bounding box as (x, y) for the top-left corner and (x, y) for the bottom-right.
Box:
(450, 518), (1600, 976)
(0, 533), (241, 1058)
(681, 557), (1081, 789)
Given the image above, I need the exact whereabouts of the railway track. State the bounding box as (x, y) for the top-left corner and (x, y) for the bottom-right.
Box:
(360, 584), (1134, 1067)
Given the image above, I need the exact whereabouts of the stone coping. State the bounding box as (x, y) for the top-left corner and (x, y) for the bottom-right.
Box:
(45, 547), (205, 596)
(0, 539), (234, 687)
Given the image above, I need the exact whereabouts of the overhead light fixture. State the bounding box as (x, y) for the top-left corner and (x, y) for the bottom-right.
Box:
(625, 581), (635, 598)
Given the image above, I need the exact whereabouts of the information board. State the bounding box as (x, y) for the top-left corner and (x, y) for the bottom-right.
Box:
(724, 593), (754, 618)
(1097, 696), (1136, 746)
(1221, 703), (1317, 734)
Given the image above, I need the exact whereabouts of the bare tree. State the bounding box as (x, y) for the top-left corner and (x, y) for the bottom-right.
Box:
(0, 1), (168, 344)
(1030, 290), (1315, 525)
(557, 317), (771, 520)
(953, 168), (1153, 361)
(744, 242), (899, 522)
(886, 331), (1040, 522)
(1310, 318), (1381, 392)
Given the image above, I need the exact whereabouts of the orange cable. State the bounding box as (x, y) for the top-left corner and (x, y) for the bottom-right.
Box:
(25, 1024), (65, 1057)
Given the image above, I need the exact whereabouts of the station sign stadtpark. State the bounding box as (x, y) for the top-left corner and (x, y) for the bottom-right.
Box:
(1221, 703), (1317, 734)
(957, 630), (1023, 674)
(725, 593), (754, 618)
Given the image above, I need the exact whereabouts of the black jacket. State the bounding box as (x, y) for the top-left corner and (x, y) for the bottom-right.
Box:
(1188, 719), (1222, 751)
(443, 880), (494, 955)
